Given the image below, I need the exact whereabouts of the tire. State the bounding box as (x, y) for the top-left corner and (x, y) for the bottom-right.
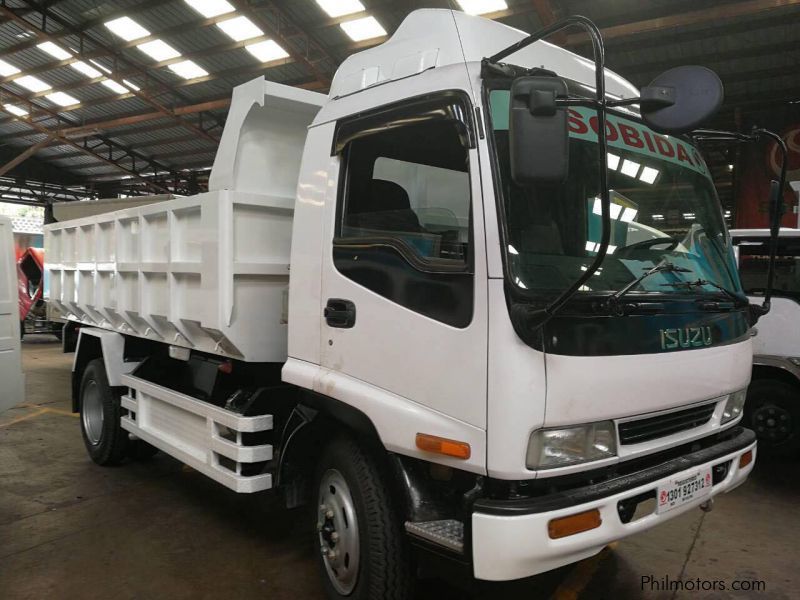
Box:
(746, 379), (800, 456)
(79, 358), (129, 466)
(314, 436), (413, 600)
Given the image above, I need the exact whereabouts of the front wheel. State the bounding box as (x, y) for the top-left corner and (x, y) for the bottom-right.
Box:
(314, 436), (414, 600)
(79, 358), (130, 465)
(746, 379), (800, 456)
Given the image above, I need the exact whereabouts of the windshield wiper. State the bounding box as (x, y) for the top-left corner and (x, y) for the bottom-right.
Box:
(660, 278), (744, 304)
(605, 262), (693, 314)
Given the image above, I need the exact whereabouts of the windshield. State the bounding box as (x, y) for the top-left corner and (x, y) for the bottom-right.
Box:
(735, 236), (800, 300)
(487, 88), (742, 300)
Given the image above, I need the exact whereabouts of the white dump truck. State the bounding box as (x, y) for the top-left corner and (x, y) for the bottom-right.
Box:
(45, 10), (776, 598)
(731, 228), (800, 454)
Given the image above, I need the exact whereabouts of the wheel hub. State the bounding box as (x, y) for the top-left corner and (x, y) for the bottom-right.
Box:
(81, 380), (104, 445)
(317, 469), (360, 595)
(754, 403), (793, 444)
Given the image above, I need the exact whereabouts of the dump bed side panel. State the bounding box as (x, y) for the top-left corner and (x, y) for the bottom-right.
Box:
(44, 190), (291, 362)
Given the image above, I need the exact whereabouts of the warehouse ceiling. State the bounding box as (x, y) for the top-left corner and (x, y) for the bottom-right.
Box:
(0, 0), (798, 207)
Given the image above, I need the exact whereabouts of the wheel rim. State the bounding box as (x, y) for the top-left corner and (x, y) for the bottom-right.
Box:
(317, 468), (360, 595)
(82, 380), (104, 445)
(753, 402), (793, 444)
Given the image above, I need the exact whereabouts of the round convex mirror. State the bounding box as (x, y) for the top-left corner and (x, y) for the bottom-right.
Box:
(641, 66), (723, 135)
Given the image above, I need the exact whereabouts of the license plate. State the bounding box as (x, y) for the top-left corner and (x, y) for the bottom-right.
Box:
(656, 468), (712, 514)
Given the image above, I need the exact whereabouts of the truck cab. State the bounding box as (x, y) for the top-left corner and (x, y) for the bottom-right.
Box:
(47, 10), (758, 597)
(731, 227), (800, 454)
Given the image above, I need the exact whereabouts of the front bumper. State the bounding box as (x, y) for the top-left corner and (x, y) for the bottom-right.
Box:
(471, 427), (756, 581)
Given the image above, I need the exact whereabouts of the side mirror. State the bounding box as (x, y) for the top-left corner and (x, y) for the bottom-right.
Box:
(640, 66), (724, 135)
(509, 76), (569, 185)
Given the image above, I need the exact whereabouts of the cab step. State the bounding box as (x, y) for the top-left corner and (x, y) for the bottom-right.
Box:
(405, 519), (464, 553)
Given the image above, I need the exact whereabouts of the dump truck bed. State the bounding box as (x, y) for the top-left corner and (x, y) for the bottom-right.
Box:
(44, 79), (326, 363)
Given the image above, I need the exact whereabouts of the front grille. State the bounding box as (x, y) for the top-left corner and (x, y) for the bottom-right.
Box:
(618, 402), (716, 445)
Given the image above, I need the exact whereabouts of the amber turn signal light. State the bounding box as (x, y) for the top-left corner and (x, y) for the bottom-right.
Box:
(739, 449), (753, 469)
(548, 509), (602, 540)
(415, 433), (471, 460)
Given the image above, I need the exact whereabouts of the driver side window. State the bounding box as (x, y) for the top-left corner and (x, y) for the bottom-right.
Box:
(334, 104), (474, 327)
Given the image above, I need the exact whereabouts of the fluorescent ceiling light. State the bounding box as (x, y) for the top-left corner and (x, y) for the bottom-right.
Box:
(184, 0), (234, 18)
(607, 153), (620, 170)
(46, 91), (80, 106)
(585, 241), (600, 252)
(37, 41), (71, 60)
(123, 79), (140, 91)
(456, 0), (508, 15)
(651, 214), (665, 220)
(606, 244), (617, 255)
(16, 75), (51, 92)
(168, 60), (208, 79)
(620, 207), (638, 223)
(89, 59), (112, 74)
(639, 166), (659, 184)
(609, 203), (623, 220)
(245, 40), (289, 62)
(315, 0), (365, 18)
(0, 59), (20, 77)
(683, 212), (696, 220)
(216, 15), (263, 41)
(620, 159), (640, 178)
(4, 104), (28, 117)
(340, 16), (386, 41)
(104, 16), (151, 42)
(71, 61), (102, 78)
(137, 39), (181, 61)
(101, 79), (128, 94)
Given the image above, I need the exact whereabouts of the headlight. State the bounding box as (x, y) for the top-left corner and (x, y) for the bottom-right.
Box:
(526, 421), (617, 469)
(722, 389), (747, 424)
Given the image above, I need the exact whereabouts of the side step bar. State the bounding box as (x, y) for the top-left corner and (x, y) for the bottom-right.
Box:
(405, 519), (465, 553)
(120, 374), (273, 493)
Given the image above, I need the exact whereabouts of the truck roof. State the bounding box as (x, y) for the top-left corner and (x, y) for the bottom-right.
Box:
(328, 9), (640, 101)
(729, 228), (800, 238)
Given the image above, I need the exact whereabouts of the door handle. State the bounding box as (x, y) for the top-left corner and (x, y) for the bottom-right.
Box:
(324, 298), (356, 328)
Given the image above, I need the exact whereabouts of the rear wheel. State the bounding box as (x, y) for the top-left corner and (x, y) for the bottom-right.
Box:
(314, 436), (413, 600)
(746, 379), (800, 456)
(79, 358), (129, 465)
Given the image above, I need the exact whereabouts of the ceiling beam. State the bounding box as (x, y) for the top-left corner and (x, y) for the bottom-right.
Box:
(229, 0), (336, 88)
(530, 0), (566, 44)
(616, 39), (800, 78)
(0, 135), (56, 177)
(0, 88), (171, 193)
(14, 0), (225, 132)
(10, 0), (222, 141)
(565, 0), (800, 46)
(0, 98), (230, 147)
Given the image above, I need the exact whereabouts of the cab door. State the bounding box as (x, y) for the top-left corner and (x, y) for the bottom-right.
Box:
(0, 217), (25, 412)
(319, 94), (488, 432)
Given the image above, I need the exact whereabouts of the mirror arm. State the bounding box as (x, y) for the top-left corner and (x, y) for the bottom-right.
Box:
(752, 128), (788, 318)
(491, 16), (613, 332)
(692, 127), (787, 324)
(692, 128), (758, 144)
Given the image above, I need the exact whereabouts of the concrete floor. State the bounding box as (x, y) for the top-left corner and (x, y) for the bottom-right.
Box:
(1, 337), (798, 600)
